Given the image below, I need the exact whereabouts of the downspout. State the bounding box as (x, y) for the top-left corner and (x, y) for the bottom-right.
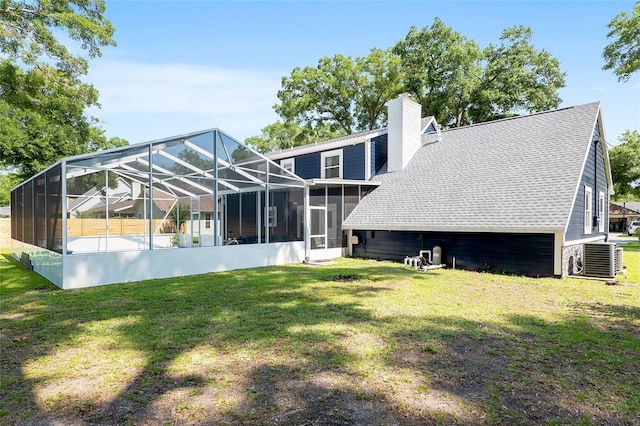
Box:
(593, 139), (599, 234)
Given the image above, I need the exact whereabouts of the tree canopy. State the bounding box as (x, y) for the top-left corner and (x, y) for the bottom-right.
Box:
(245, 121), (344, 154)
(392, 18), (482, 127)
(275, 48), (403, 137)
(610, 130), (640, 201)
(0, 0), (126, 183)
(603, 1), (640, 82)
(0, 171), (19, 205)
(470, 26), (564, 125)
(254, 18), (566, 152)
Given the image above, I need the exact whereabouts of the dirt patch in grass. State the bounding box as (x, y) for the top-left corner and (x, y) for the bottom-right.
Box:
(330, 274), (362, 282)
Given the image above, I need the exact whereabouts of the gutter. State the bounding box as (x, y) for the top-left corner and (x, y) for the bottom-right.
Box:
(341, 224), (565, 234)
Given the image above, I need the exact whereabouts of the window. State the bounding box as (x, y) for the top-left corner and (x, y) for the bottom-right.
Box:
(321, 149), (342, 179)
(205, 213), (211, 229)
(265, 206), (277, 227)
(584, 186), (592, 234)
(280, 158), (294, 174)
(598, 191), (605, 233)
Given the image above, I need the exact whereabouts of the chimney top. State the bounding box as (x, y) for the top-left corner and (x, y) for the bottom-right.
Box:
(386, 94), (422, 172)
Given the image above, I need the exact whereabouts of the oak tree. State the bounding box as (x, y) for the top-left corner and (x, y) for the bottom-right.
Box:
(274, 48), (403, 138)
(392, 18), (482, 127)
(610, 130), (640, 201)
(266, 18), (566, 150)
(246, 121), (344, 154)
(603, 1), (640, 82)
(0, 0), (125, 181)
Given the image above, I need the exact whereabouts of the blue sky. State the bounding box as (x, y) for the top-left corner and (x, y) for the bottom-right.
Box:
(87, 0), (640, 147)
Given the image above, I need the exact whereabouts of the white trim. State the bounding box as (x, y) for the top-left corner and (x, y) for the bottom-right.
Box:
(321, 149), (343, 179)
(554, 232), (563, 276)
(341, 224), (564, 233)
(598, 191), (605, 233)
(307, 178), (381, 187)
(421, 116), (438, 133)
(564, 235), (606, 245)
(280, 158), (295, 174)
(364, 139), (372, 180)
(267, 130), (385, 161)
(595, 110), (615, 195)
(564, 127), (597, 235)
(584, 186), (593, 234)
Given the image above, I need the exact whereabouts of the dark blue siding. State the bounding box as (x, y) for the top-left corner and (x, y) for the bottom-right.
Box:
(565, 122), (609, 242)
(371, 134), (387, 175)
(294, 152), (321, 179)
(292, 144), (367, 179)
(353, 231), (555, 277)
(424, 123), (436, 133)
(290, 135), (385, 180)
(343, 144), (365, 180)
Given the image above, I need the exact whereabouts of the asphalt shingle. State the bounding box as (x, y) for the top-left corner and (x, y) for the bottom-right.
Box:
(343, 102), (601, 232)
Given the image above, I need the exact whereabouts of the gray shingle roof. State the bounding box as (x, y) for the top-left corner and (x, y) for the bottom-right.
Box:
(613, 202), (640, 214)
(267, 116), (437, 160)
(343, 102), (601, 232)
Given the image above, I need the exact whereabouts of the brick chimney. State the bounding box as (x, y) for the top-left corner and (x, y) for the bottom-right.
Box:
(386, 93), (422, 172)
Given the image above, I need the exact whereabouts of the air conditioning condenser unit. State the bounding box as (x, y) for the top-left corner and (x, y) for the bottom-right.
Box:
(616, 247), (624, 274)
(583, 242), (617, 278)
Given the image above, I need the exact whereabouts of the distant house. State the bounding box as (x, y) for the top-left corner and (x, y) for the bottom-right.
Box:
(67, 176), (134, 218)
(267, 94), (614, 277)
(609, 202), (640, 233)
(82, 188), (177, 220)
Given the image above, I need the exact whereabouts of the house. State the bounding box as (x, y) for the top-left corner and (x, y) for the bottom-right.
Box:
(8, 95), (615, 289)
(67, 176), (135, 218)
(267, 94), (614, 277)
(609, 202), (640, 233)
(81, 187), (177, 220)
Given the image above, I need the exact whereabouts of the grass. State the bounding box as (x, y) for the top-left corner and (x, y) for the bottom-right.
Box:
(1, 249), (639, 425)
(620, 241), (640, 284)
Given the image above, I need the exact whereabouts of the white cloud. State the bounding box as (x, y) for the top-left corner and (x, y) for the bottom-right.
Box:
(86, 60), (284, 143)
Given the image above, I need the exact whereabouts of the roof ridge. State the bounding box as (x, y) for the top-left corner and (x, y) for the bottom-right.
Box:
(267, 127), (385, 156)
(441, 102), (600, 134)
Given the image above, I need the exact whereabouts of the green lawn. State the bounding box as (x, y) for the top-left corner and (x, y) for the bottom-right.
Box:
(1, 249), (639, 425)
(620, 241), (640, 284)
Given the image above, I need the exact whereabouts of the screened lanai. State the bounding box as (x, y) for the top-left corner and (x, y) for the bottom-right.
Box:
(10, 129), (307, 289)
